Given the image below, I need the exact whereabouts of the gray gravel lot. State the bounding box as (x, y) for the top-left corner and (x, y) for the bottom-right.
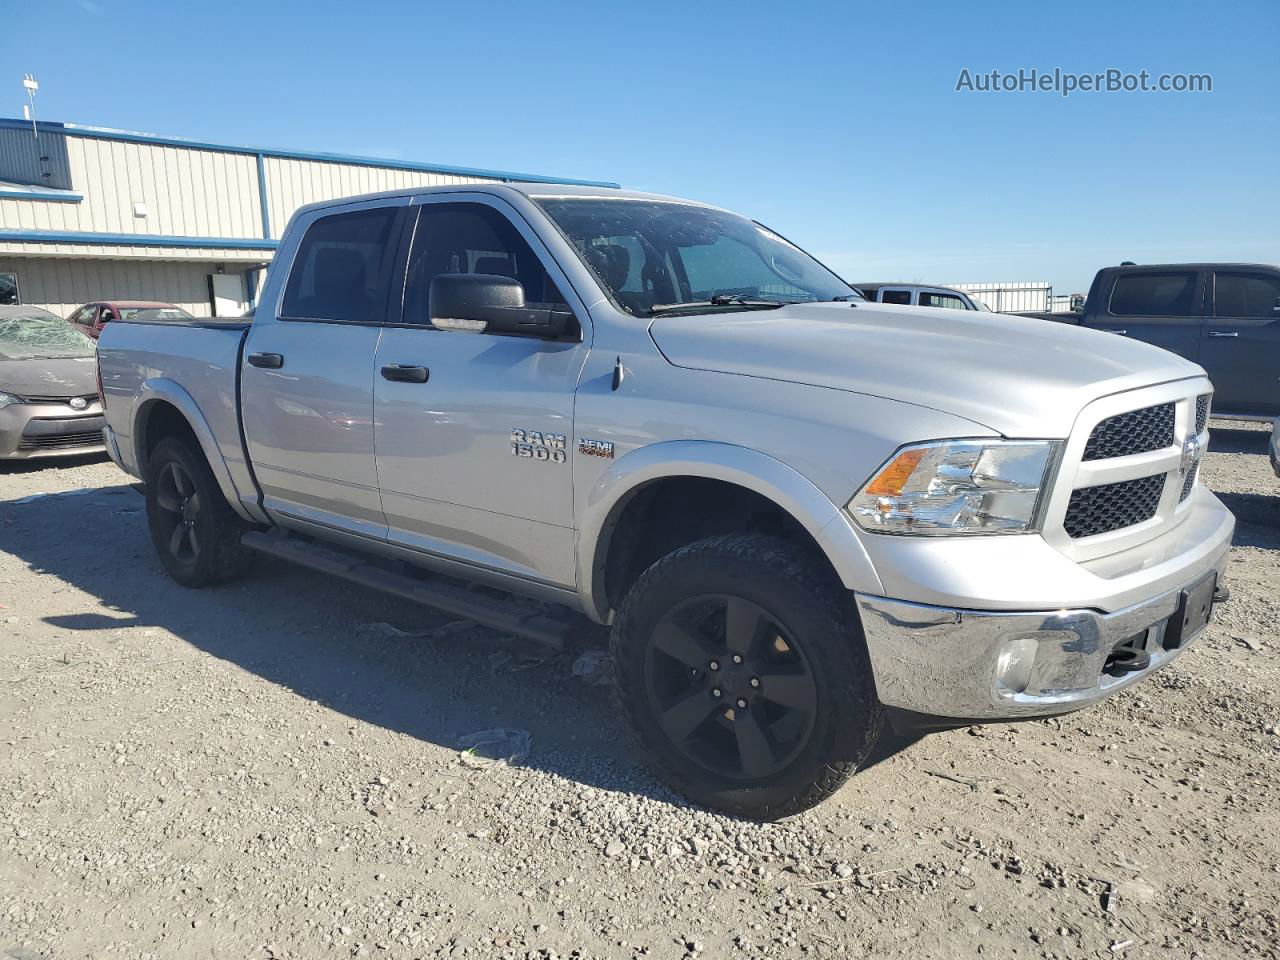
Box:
(2, 424), (1278, 960)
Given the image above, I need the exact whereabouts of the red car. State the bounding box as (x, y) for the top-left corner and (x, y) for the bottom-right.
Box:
(67, 300), (193, 339)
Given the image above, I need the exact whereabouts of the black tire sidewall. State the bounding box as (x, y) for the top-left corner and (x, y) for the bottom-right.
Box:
(145, 437), (230, 587)
(612, 535), (881, 818)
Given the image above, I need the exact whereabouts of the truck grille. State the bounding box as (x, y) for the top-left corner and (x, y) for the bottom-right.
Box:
(1064, 474), (1165, 539)
(1048, 384), (1211, 552)
(1179, 463), (1199, 502)
(1082, 402), (1174, 461)
(1195, 393), (1211, 434)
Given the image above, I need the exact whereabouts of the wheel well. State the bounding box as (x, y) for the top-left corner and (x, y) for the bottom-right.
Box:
(140, 401), (199, 468)
(600, 477), (839, 613)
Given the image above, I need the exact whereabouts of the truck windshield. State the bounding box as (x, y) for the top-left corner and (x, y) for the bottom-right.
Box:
(0, 315), (96, 360)
(533, 198), (853, 317)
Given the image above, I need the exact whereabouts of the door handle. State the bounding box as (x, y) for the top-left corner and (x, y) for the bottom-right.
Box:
(1109, 329), (1128, 335)
(1208, 331), (1239, 338)
(381, 364), (429, 383)
(247, 352), (284, 369)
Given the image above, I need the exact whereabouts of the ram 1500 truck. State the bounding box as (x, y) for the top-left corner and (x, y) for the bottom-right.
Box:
(97, 185), (1235, 819)
(1024, 263), (1280, 420)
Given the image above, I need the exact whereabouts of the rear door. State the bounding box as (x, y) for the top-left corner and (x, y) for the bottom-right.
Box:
(371, 195), (589, 588)
(1202, 268), (1280, 415)
(1091, 269), (1204, 361)
(241, 198), (408, 538)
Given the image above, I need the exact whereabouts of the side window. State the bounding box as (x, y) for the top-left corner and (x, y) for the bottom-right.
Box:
(1109, 271), (1198, 317)
(919, 292), (968, 309)
(68, 306), (92, 325)
(99, 306), (118, 323)
(402, 203), (565, 326)
(881, 289), (912, 305)
(0, 272), (17, 305)
(1214, 272), (1280, 318)
(282, 206), (401, 323)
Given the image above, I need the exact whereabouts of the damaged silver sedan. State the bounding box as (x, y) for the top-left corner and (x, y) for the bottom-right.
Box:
(0, 305), (105, 460)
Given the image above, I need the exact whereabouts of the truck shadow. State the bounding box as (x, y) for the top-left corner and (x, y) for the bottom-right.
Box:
(1, 483), (913, 816)
(1207, 425), (1271, 456)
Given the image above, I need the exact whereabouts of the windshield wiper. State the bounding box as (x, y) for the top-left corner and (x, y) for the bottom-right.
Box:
(650, 296), (784, 315)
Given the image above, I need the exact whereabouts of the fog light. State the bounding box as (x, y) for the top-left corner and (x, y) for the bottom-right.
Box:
(995, 636), (1039, 694)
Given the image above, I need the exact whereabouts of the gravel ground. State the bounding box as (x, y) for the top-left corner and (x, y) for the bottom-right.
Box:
(2, 423), (1278, 960)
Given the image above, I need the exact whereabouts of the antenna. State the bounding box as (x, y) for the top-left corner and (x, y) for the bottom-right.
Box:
(22, 74), (39, 138)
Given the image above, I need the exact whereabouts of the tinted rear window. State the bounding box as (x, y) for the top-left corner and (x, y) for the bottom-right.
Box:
(1109, 272), (1198, 317)
(1214, 271), (1280, 318)
(283, 207), (400, 323)
(881, 290), (912, 305)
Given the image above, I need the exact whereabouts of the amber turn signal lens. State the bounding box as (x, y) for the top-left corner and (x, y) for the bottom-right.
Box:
(864, 448), (926, 497)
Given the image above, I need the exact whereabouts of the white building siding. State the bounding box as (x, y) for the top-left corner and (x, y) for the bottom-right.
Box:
(64, 135), (262, 238)
(260, 156), (499, 239)
(0, 256), (250, 318)
(1, 135), (263, 238)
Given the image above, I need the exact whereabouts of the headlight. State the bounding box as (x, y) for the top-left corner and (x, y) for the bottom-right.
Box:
(0, 391), (23, 409)
(849, 439), (1059, 536)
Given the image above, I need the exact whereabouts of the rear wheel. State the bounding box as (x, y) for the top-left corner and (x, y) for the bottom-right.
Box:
(146, 436), (253, 587)
(611, 534), (882, 819)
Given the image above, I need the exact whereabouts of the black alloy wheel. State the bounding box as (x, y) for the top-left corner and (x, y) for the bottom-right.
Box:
(645, 594), (818, 780)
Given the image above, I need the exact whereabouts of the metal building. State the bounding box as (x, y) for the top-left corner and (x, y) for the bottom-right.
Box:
(0, 118), (616, 318)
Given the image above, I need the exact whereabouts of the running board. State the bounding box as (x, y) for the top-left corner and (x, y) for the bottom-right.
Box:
(241, 530), (572, 649)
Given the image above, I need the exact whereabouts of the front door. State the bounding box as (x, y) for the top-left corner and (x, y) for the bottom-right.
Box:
(1202, 269), (1280, 416)
(241, 200), (407, 538)
(372, 197), (589, 588)
(1091, 269), (1204, 362)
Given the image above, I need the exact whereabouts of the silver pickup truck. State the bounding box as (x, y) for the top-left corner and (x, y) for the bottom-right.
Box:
(97, 184), (1235, 819)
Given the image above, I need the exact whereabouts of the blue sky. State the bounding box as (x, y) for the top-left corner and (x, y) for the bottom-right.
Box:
(5, 0), (1278, 293)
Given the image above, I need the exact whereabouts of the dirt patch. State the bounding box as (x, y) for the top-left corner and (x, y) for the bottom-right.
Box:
(2, 428), (1278, 959)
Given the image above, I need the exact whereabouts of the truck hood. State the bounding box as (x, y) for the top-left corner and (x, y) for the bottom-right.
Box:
(0, 357), (98, 398)
(648, 301), (1204, 437)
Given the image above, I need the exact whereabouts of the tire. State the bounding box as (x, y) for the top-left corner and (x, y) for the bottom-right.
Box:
(145, 435), (253, 587)
(611, 533), (883, 820)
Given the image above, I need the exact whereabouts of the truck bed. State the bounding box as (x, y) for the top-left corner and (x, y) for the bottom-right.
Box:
(97, 319), (255, 504)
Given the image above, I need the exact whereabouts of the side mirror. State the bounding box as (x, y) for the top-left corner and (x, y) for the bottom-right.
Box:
(429, 274), (572, 338)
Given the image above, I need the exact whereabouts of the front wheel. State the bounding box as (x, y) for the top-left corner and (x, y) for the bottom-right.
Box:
(611, 534), (883, 820)
(145, 436), (253, 587)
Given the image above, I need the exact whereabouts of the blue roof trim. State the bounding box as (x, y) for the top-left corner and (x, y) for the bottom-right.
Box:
(0, 228), (277, 251)
(0, 181), (83, 203)
(0, 118), (621, 189)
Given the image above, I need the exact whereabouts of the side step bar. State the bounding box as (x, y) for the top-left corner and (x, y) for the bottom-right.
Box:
(241, 530), (573, 649)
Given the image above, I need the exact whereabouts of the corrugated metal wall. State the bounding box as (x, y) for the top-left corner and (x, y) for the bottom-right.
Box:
(260, 157), (498, 239)
(0, 257), (249, 318)
(2, 131), (505, 242)
(0, 132), (262, 237)
(0, 126), (73, 189)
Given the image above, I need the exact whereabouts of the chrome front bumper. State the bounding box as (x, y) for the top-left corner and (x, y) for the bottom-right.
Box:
(856, 564), (1227, 721)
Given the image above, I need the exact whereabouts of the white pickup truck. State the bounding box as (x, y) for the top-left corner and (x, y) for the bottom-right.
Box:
(97, 184), (1234, 819)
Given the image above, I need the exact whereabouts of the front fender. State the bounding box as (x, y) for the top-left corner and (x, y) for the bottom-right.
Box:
(131, 379), (266, 524)
(576, 439), (884, 622)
